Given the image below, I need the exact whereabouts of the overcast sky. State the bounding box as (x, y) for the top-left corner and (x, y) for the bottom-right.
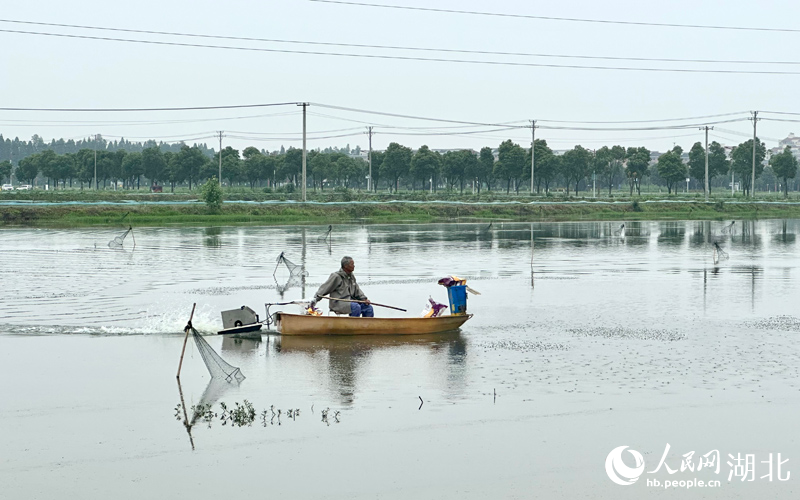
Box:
(2, 0), (799, 154)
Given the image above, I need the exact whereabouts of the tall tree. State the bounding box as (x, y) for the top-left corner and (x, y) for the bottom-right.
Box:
(0, 160), (11, 183)
(769, 146), (798, 197)
(441, 150), (466, 191)
(122, 152), (144, 189)
(369, 150), (384, 191)
(687, 142), (707, 188)
(595, 145), (626, 196)
(334, 156), (360, 188)
(525, 139), (552, 194)
(380, 142), (412, 193)
(279, 148), (303, 186)
(625, 147), (651, 196)
(707, 141), (729, 192)
(561, 145), (591, 196)
(309, 152), (330, 190)
(410, 145), (441, 191)
(730, 138), (766, 196)
(216, 146), (241, 187)
(15, 156), (39, 185)
(496, 140), (526, 194)
(538, 154), (560, 194)
(176, 145), (207, 190)
(162, 152), (178, 192)
(477, 147), (495, 192)
(656, 146), (687, 194)
(37, 151), (59, 188)
(142, 147), (166, 187)
(460, 150), (479, 193)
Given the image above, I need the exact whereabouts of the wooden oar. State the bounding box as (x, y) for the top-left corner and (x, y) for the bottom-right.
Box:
(320, 295), (407, 312)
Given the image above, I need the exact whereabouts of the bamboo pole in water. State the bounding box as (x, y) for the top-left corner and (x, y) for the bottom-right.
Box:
(176, 303), (196, 379)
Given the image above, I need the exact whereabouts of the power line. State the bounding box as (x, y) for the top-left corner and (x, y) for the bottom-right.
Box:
(382, 127), (525, 136)
(310, 0), (800, 34)
(537, 111), (749, 125)
(0, 110), (298, 126)
(3, 28), (800, 75)
(537, 118), (750, 132)
(226, 126), (365, 136)
(313, 105), (752, 131)
(760, 111), (800, 117)
(0, 97), (298, 112)
(2, 18), (799, 67)
(98, 132), (218, 140)
(226, 132), (366, 142)
(311, 103), (527, 127)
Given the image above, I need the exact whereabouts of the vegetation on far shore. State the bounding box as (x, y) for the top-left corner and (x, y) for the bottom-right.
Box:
(3, 188), (800, 227)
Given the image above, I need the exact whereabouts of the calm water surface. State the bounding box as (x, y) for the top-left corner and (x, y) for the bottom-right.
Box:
(1, 220), (799, 499)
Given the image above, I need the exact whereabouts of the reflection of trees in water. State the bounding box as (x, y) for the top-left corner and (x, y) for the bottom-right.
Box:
(657, 222), (685, 246)
(689, 221), (715, 247)
(739, 220), (762, 247)
(774, 219), (796, 244)
(204, 226), (222, 248)
(274, 333), (468, 406)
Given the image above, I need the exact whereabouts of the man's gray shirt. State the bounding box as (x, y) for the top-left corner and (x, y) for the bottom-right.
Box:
(314, 268), (368, 314)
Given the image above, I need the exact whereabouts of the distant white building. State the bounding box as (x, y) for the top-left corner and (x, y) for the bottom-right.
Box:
(779, 132), (800, 148)
(772, 133), (800, 160)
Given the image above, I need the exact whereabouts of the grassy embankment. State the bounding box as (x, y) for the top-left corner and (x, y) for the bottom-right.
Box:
(3, 189), (800, 226)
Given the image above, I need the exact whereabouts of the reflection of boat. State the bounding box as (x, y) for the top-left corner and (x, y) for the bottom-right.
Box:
(276, 331), (465, 352)
(274, 312), (472, 336)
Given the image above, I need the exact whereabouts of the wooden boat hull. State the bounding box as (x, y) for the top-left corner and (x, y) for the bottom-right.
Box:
(274, 312), (472, 336)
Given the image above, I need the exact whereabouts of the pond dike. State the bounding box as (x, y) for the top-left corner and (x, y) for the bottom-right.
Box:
(3, 199), (800, 226)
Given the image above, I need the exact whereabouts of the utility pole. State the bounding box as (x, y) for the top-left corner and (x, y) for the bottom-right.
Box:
(94, 133), (99, 190)
(750, 111), (759, 198)
(367, 126), (373, 192)
(530, 120), (536, 195)
(299, 103), (308, 202)
(700, 126), (713, 202)
(218, 131), (224, 186)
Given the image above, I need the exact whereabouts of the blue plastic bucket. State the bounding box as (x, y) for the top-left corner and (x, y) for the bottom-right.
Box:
(447, 285), (468, 316)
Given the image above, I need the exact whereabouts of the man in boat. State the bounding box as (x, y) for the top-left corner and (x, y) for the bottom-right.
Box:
(311, 256), (374, 317)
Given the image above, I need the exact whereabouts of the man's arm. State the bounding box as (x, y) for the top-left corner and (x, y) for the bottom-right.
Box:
(352, 281), (368, 302)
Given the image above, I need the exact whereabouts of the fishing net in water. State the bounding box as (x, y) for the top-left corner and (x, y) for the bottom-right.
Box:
(108, 226), (134, 248)
(721, 221), (736, 235)
(191, 327), (245, 383)
(614, 223), (626, 237)
(712, 242), (729, 264)
(317, 225), (333, 242)
(273, 251), (309, 278)
(275, 276), (300, 296)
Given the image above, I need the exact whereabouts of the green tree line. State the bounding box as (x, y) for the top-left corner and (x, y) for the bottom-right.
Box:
(3, 135), (797, 197)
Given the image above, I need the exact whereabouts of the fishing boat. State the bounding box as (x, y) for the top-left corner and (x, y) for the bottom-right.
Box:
(274, 311), (472, 336)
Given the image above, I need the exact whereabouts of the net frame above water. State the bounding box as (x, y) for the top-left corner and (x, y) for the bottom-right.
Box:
(108, 226), (134, 248)
(191, 327), (245, 383)
(273, 251), (309, 278)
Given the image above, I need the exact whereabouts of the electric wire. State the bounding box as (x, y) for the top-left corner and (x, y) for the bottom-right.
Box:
(310, 0), (800, 34)
(2, 18), (799, 66)
(0, 110), (298, 126)
(2, 28), (800, 75)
